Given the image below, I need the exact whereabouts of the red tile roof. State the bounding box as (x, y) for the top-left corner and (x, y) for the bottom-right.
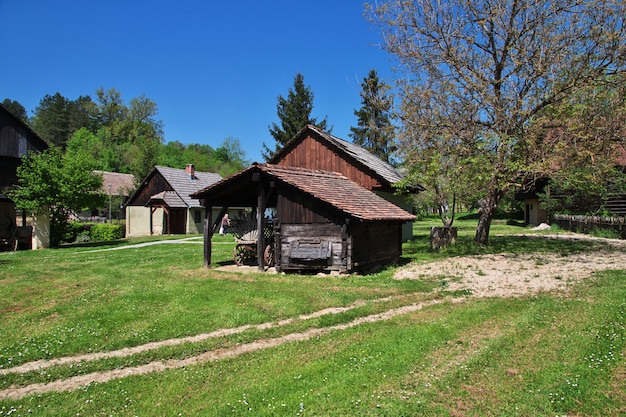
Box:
(193, 163), (416, 222)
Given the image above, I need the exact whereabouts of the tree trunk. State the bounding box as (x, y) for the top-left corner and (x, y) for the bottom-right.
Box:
(474, 189), (501, 245)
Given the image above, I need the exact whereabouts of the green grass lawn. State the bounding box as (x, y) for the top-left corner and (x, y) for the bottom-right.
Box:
(0, 219), (624, 416)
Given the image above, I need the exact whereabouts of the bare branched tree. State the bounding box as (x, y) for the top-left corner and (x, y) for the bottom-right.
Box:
(368, 0), (626, 244)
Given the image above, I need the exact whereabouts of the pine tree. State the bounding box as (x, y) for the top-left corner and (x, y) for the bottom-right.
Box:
(263, 73), (329, 160)
(349, 69), (395, 163)
(1, 99), (29, 123)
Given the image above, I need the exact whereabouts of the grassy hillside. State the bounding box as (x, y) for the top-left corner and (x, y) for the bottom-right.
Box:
(0, 220), (624, 416)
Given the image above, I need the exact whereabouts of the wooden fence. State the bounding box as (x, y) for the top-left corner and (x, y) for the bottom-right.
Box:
(553, 214), (626, 239)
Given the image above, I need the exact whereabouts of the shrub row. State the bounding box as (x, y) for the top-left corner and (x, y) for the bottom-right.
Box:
(63, 222), (125, 244)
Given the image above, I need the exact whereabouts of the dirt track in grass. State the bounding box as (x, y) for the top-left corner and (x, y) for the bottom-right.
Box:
(1, 233), (624, 401)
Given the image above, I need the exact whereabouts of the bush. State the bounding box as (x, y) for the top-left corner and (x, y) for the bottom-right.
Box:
(61, 221), (91, 244)
(90, 224), (125, 242)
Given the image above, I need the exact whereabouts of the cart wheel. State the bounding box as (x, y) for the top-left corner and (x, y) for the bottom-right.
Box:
(263, 244), (275, 267)
(234, 245), (246, 266)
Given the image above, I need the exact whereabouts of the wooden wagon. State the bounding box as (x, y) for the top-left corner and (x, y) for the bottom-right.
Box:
(229, 217), (275, 267)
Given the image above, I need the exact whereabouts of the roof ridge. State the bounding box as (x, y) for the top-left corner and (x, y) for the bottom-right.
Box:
(263, 163), (345, 178)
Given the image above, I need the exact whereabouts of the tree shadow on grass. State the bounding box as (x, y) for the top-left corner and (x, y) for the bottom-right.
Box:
(403, 234), (615, 262)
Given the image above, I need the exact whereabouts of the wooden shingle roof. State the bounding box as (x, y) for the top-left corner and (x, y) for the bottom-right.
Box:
(95, 171), (135, 196)
(192, 163), (416, 222)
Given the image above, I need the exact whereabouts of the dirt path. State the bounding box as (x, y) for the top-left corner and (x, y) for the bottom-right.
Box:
(0, 299), (442, 400)
(1, 233), (624, 401)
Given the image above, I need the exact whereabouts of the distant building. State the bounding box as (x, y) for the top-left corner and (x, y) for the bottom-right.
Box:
(124, 164), (222, 236)
(77, 171), (136, 222)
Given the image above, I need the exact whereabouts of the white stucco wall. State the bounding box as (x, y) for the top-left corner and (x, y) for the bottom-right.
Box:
(186, 208), (204, 234)
(126, 206), (164, 237)
(32, 206), (50, 249)
(525, 198), (548, 226)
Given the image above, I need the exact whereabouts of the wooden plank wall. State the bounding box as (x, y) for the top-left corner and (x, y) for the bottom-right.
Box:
(127, 172), (172, 206)
(276, 135), (383, 191)
(350, 222), (402, 269)
(0, 157), (20, 190)
(0, 109), (47, 158)
(278, 191), (335, 224)
(277, 223), (349, 272)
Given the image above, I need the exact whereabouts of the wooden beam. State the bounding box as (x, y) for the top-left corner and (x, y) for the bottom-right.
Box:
(149, 206), (156, 235)
(257, 183), (266, 272)
(204, 204), (213, 269)
(213, 206), (228, 235)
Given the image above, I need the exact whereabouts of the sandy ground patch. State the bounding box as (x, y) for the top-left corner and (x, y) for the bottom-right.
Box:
(395, 234), (626, 298)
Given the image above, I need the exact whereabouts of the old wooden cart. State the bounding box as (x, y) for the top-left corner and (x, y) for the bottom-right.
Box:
(230, 218), (275, 267)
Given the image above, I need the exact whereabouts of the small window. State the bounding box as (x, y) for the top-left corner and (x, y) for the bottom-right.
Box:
(194, 210), (202, 224)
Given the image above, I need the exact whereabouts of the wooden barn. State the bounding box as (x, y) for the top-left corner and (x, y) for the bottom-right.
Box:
(0, 103), (49, 249)
(125, 164), (222, 236)
(0, 104), (48, 193)
(268, 124), (424, 241)
(191, 163), (416, 273)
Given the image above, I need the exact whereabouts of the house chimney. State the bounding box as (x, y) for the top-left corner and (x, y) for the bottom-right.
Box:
(186, 164), (195, 179)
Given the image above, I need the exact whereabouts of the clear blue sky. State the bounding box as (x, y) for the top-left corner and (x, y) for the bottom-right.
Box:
(0, 1), (395, 163)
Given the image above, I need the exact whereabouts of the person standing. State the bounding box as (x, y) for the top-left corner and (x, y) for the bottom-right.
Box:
(220, 213), (230, 235)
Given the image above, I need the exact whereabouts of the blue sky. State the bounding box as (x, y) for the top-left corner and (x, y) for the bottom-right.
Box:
(0, 1), (395, 163)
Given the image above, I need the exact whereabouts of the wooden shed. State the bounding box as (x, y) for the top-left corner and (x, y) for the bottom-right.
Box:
(268, 124), (423, 241)
(191, 163), (416, 273)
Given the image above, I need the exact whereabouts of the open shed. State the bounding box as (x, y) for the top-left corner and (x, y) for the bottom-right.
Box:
(269, 125), (424, 241)
(191, 163), (416, 273)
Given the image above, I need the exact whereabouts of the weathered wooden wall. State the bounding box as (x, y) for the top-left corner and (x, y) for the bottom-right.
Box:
(275, 135), (384, 191)
(127, 172), (172, 206)
(276, 223), (350, 272)
(350, 222), (403, 269)
(553, 214), (626, 238)
(278, 189), (335, 224)
(0, 106), (48, 191)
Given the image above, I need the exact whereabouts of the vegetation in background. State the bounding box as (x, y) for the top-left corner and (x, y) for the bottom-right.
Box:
(533, 74), (626, 216)
(368, 0), (626, 245)
(263, 73), (330, 160)
(350, 69), (396, 164)
(4, 88), (249, 181)
(9, 147), (104, 247)
(1, 98), (28, 123)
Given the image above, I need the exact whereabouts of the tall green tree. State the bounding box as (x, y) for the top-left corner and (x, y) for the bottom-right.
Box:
(263, 73), (330, 160)
(9, 147), (104, 246)
(212, 137), (249, 176)
(1, 98), (29, 123)
(31, 93), (71, 147)
(349, 69), (396, 163)
(369, 0), (626, 245)
(93, 88), (164, 180)
(31, 93), (96, 148)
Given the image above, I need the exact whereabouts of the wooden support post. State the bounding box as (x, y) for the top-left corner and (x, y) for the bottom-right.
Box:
(149, 206), (156, 235)
(204, 203), (212, 269)
(213, 206), (228, 235)
(256, 181), (266, 272)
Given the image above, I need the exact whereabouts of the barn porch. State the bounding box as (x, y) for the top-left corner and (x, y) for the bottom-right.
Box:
(191, 163), (416, 273)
